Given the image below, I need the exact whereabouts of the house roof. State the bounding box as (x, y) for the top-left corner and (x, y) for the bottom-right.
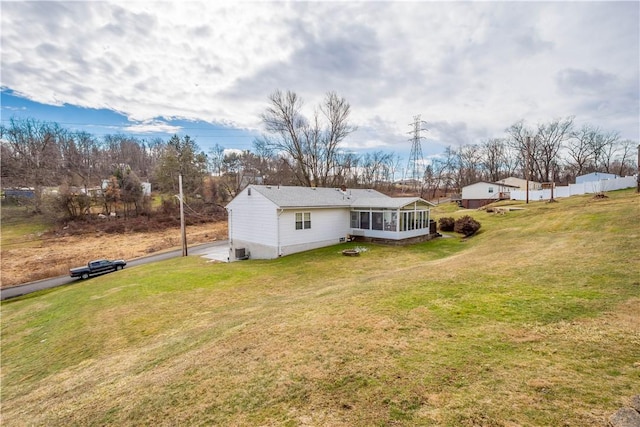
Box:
(463, 181), (520, 189)
(498, 177), (541, 186)
(246, 185), (433, 209)
(576, 172), (619, 178)
(350, 196), (432, 209)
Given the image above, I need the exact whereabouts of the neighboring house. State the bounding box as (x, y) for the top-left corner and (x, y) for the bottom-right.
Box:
(2, 188), (35, 199)
(497, 176), (542, 191)
(460, 181), (519, 209)
(226, 185), (436, 260)
(575, 172), (619, 184)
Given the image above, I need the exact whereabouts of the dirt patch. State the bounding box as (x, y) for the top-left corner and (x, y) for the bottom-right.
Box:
(1, 220), (228, 288)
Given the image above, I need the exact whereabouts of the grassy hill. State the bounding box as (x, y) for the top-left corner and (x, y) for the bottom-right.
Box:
(2, 189), (639, 426)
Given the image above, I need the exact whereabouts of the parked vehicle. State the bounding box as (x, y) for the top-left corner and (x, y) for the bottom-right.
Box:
(70, 259), (126, 280)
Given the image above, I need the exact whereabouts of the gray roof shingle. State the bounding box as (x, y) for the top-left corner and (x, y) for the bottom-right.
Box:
(350, 196), (430, 209)
(249, 185), (432, 209)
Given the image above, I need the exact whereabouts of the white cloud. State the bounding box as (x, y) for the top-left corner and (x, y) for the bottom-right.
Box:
(223, 148), (244, 156)
(123, 120), (182, 134)
(1, 0), (638, 155)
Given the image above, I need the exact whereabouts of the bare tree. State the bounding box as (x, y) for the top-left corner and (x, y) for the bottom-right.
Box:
(423, 163), (442, 199)
(115, 166), (144, 218)
(534, 116), (574, 182)
(108, 135), (152, 178)
(260, 90), (356, 187)
(592, 130), (620, 173)
(456, 144), (483, 187)
(614, 139), (638, 177)
(361, 151), (393, 187)
(217, 151), (249, 200)
(431, 146), (459, 195)
(502, 144), (521, 178)
(506, 120), (536, 181)
(480, 138), (507, 182)
(566, 124), (598, 179)
(143, 137), (166, 173)
(332, 151), (359, 187)
(101, 176), (121, 215)
(57, 130), (101, 191)
(507, 117), (573, 183)
(385, 153), (403, 191)
(0, 118), (63, 213)
(208, 143), (225, 176)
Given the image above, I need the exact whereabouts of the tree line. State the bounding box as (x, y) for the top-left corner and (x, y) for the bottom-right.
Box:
(1, 90), (637, 218)
(423, 118), (637, 199)
(0, 119), (209, 217)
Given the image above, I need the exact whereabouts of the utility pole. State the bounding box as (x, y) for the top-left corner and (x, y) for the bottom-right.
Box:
(549, 162), (556, 203)
(178, 174), (188, 256)
(406, 115), (428, 192)
(525, 136), (530, 204)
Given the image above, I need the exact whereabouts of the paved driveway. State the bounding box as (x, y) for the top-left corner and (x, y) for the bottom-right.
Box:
(189, 241), (230, 262)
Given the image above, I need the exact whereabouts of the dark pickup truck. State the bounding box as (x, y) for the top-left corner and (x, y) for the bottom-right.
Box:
(70, 259), (126, 280)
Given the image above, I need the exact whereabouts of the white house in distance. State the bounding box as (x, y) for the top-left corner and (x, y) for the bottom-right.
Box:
(575, 172), (619, 184)
(226, 185), (436, 260)
(497, 176), (542, 191)
(460, 181), (519, 209)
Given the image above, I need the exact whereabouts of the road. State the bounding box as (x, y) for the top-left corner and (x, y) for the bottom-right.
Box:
(0, 240), (229, 301)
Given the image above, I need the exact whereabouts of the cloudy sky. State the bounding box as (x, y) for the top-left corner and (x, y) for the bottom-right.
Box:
(1, 1), (638, 161)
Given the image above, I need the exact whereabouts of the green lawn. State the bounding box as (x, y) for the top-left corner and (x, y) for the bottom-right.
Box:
(2, 189), (639, 426)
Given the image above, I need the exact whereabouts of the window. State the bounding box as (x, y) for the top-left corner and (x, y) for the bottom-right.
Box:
(372, 212), (383, 230)
(295, 212), (311, 230)
(385, 211), (396, 231)
(488, 187), (494, 193)
(351, 210), (398, 231)
(400, 210), (428, 231)
(360, 211), (370, 229)
(350, 211), (359, 228)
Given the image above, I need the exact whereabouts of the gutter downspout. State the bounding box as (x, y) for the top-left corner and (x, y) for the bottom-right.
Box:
(228, 209), (233, 261)
(277, 208), (284, 257)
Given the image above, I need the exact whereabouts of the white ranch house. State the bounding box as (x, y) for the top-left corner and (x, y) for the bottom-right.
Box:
(226, 185), (436, 260)
(575, 172), (619, 184)
(462, 174), (637, 206)
(497, 176), (542, 191)
(460, 181), (519, 209)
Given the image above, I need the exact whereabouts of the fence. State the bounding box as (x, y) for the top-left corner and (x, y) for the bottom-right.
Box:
(510, 176), (637, 202)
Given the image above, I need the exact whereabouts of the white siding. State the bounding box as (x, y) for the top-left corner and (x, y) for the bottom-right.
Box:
(279, 208), (350, 256)
(498, 177), (542, 190)
(227, 188), (279, 260)
(462, 182), (499, 200)
(227, 186), (438, 259)
(227, 193), (353, 260)
(576, 172), (618, 184)
(510, 175), (636, 201)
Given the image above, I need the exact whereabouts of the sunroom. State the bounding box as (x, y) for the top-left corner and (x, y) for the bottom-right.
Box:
(348, 197), (435, 240)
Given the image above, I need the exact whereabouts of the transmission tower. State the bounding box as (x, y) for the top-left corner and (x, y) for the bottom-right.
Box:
(405, 115), (428, 191)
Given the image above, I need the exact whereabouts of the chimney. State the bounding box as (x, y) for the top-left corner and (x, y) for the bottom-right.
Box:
(340, 184), (347, 192)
